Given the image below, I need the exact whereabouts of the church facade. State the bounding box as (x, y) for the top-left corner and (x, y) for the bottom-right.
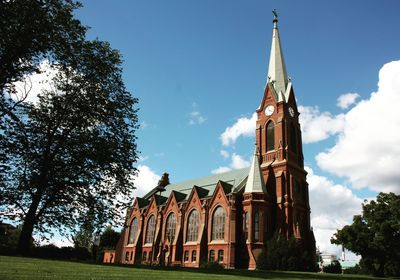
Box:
(108, 13), (315, 269)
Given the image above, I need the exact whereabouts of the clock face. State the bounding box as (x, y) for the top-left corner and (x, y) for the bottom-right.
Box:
(265, 105), (274, 116)
(288, 106), (295, 117)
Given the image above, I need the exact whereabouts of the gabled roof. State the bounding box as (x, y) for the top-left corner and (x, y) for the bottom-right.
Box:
(137, 197), (150, 208)
(172, 190), (187, 202)
(193, 185), (209, 199)
(143, 168), (249, 200)
(219, 181), (233, 194)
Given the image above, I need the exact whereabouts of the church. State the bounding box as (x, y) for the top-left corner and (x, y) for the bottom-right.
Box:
(105, 12), (315, 269)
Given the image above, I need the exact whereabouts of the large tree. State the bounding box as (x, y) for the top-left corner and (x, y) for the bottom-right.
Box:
(0, 0), (138, 254)
(331, 192), (400, 277)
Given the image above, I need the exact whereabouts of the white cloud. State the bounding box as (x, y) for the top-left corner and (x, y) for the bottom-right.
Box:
(220, 150), (230, 159)
(337, 93), (360, 109)
(306, 166), (363, 255)
(316, 60), (400, 193)
(220, 113), (256, 146)
(298, 106), (345, 144)
(211, 166), (232, 174)
(211, 153), (250, 174)
(188, 111), (206, 125)
(132, 165), (161, 198)
(11, 60), (58, 104)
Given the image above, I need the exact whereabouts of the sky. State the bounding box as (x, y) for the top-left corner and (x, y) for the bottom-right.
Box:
(31, 0), (400, 256)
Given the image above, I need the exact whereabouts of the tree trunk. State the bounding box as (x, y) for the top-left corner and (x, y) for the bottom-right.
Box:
(16, 194), (41, 255)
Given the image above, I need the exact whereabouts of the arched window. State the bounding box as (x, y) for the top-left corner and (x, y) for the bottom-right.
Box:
(212, 206), (225, 240)
(142, 251), (147, 261)
(266, 121), (275, 151)
(165, 213), (177, 242)
(145, 215), (156, 244)
(290, 123), (297, 153)
(186, 209), (199, 242)
(128, 218), (138, 244)
(254, 211), (260, 242)
(218, 250), (224, 263)
(209, 250), (215, 262)
(244, 212), (249, 241)
(191, 250), (197, 262)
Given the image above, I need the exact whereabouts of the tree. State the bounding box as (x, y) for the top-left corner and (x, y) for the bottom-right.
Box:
(0, 0), (138, 254)
(257, 232), (315, 271)
(331, 192), (400, 277)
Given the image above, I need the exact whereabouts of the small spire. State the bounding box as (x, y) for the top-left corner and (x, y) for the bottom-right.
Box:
(244, 148), (267, 194)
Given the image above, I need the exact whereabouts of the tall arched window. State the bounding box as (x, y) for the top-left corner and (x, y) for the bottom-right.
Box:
(128, 218), (138, 244)
(212, 206), (225, 240)
(145, 215), (156, 244)
(244, 212), (249, 241)
(254, 211), (260, 242)
(165, 212), (177, 242)
(186, 209), (199, 242)
(290, 123), (297, 153)
(266, 121), (275, 151)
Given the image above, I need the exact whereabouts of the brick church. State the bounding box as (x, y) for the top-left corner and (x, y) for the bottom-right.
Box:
(106, 12), (315, 269)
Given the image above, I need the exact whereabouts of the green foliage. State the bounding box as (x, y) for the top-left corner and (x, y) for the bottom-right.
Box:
(32, 244), (91, 260)
(95, 226), (120, 262)
(0, 0), (138, 254)
(257, 232), (315, 272)
(331, 192), (400, 277)
(199, 261), (224, 270)
(324, 260), (342, 274)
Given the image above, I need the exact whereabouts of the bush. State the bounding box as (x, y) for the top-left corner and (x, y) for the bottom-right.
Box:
(32, 244), (91, 260)
(200, 261), (224, 270)
(324, 260), (342, 274)
(257, 232), (315, 272)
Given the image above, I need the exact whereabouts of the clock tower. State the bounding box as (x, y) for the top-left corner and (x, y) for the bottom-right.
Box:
(255, 11), (312, 241)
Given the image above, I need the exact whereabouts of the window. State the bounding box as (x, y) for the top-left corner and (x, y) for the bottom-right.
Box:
(209, 250), (215, 262)
(212, 206), (225, 240)
(290, 123), (297, 153)
(142, 251), (147, 262)
(244, 212), (249, 241)
(130, 251), (133, 261)
(145, 215), (156, 244)
(165, 213), (177, 242)
(148, 251), (152, 262)
(266, 121), (275, 151)
(218, 250), (224, 263)
(186, 209), (199, 242)
(128, 218), (138, 244)
(125, 252), (129, 261)
(191, 250), (197, 262)
(254, 211), (260, 242)
(184, 250), (189, 262)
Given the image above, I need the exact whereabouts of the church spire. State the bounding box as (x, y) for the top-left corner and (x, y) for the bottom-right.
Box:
(267, 10), (289, 98)
(244, 148), (267, 193)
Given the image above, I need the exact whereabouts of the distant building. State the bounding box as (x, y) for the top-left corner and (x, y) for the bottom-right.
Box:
(109, 12), (315, 269)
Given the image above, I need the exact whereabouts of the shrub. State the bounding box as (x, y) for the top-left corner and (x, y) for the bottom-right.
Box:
(324, 260), (342, 274)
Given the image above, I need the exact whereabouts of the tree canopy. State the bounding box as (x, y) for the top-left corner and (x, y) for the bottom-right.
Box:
(331, 192), (400, 277)
(0, 0), (138, 254)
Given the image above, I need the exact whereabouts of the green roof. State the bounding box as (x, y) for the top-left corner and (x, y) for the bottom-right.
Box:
(143, 168), (249, 201)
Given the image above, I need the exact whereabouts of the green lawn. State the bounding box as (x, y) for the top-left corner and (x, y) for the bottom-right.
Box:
(0, 255), (376, 280)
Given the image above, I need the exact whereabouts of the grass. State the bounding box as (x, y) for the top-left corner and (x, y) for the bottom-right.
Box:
(0, 255), (378, 280)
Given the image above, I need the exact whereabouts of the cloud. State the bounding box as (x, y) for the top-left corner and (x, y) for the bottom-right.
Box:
(211, 153), (250, 174)
(306, 166), (363, 255)
(220, 113), (256, 146)
(298, 106), (345, 144)
(316, 60), (400, 193)
(188, 111), (206, 125)
(220, 150), (229, 159)
(11, 60), (58, 104)
(132, 165), (161, 198)
(337, 93), (360, 109)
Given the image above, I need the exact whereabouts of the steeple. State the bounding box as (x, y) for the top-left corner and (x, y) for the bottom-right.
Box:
(267, 10), (289, 98)
(244, 149), (267, 193)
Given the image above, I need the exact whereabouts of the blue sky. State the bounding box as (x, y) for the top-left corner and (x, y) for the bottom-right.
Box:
(69, 0), (400, 254)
